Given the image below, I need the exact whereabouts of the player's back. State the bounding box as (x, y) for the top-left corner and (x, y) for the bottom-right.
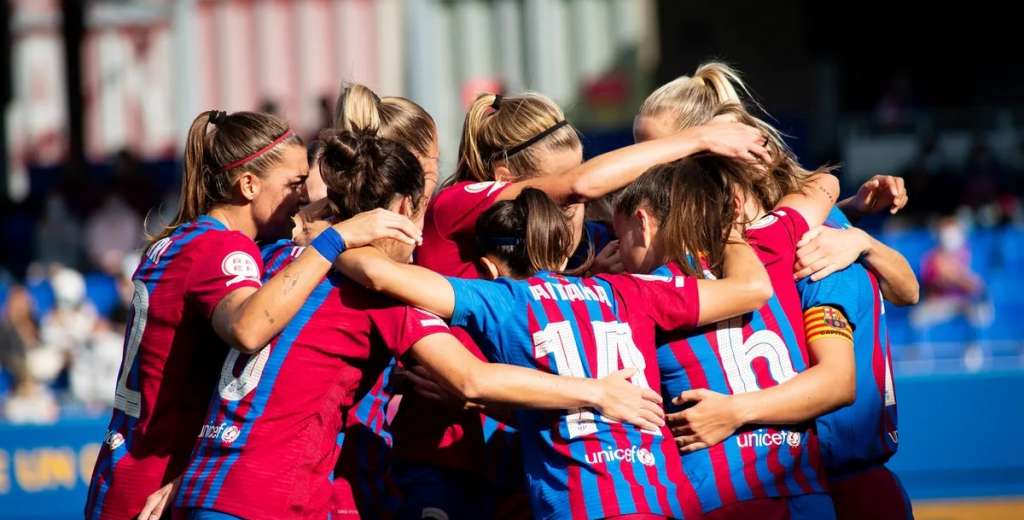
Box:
(448, 271), (705, 520)
(655, 208), (829, 514)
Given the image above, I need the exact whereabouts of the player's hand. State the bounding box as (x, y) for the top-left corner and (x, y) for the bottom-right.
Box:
(292, 199), (332, 246)
(852, 175), (908, 215)
(333, 208), (422, 251)
(794, 226), (871, 281)
(137, 475), (181, 520)
(593, 368), (665, 432)
(697, 120), (772, 165)
(668, 388), (742, 453)
(396, 365), (466, 411)
(591, 240), (623, 275)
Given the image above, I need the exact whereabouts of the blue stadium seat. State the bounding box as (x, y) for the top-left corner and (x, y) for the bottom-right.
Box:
(26, 280), (55, 320)
(84, 272), (120, 318)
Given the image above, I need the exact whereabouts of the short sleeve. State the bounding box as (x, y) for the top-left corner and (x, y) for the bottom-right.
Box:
(186, 232), (264, 319)
(368, 305), (453, 358)
(797, 268), (866, 331)
(446, 277), (518, 363)
(602, 273), (701, 333)
(744, 207), (810, 268)
(431, 181), (510, 238)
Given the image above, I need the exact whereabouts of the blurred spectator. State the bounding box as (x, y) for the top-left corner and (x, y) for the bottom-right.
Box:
(31, 267), (95, 385)
(1, 285), (37, 386)
(911, 217), (994, 369)
(901, 132), (956, 217)
(34, 194), (83, 269)
(84, 192), (143, 275)
(1, 285), (59, 424)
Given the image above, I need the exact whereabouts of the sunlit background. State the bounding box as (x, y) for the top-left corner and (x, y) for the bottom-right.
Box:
(1, 1), (1022, 518)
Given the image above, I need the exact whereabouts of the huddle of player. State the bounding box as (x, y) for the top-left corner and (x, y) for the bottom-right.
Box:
(84, 62), (918, 520)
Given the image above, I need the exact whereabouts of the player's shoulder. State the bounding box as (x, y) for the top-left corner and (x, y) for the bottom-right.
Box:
(747, 207), (800, 232)
(437, 180), (508, 202)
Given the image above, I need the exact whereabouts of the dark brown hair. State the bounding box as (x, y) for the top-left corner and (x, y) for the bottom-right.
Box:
(317, 129), (425, 221)
(475, 188), (574, 278)
(616, 156), (754, 277)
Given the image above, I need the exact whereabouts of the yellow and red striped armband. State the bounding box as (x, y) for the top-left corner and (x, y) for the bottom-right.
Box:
(803, 305), (853, 345)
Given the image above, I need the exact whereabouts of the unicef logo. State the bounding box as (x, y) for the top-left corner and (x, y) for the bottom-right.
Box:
(636, 448), (656, 467)
(221, 425), (241, 444)
(105, 431), (125, 450)
(786, 431), (802, 447)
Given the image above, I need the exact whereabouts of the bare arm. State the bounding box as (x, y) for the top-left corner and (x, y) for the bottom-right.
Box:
(498, 122), (770, 204)
(409, 333), (665, 431)
(694, 236), (773, 326)
(794, 226), (920, 306)
(213, 209), (422, 353)
(837, 174), (909, 221)
(335, 246), (456, 318)
(776, 173), (840, 229)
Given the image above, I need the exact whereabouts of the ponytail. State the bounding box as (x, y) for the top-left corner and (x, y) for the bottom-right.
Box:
(149, 110), (302, 243)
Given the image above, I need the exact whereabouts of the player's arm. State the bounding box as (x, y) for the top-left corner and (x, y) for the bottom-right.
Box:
(776, 172), (840, 228)
(668, 305), (856, 452)
(335, 246), (456, 319)
(694, 232), (774, 325)
(408, 332), (664, 431)
(212, 209), (421, 353)
(395, 364), (520, 423)
(837, 174), (909, 221)
(499, 122), (769, 204)
(795, 226), (920, 305)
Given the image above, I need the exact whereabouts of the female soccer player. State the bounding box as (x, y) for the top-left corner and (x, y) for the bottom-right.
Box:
(631, 61), (917, 519)
(85, 110), (421, 520)
(176, 130), (664, 520)
(397, 90), (771, 519)
(613, 158), (841, 519)
(335, 186), (774, 519)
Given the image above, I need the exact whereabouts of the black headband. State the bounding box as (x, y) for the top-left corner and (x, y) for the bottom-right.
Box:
(496, 120), (571, 161)
(210, 110), (229, 126)
(491, 95), (503, 110)
(479, 236), (522, 248)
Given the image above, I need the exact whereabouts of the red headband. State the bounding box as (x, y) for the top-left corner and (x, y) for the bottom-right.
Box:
(219, 128), (295, 172)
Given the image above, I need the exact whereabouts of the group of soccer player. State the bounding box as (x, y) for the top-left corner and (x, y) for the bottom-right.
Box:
(83, 62), (919, 520)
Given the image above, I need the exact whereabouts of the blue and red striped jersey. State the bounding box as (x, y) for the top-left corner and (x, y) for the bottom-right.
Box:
(85, 216), (264, 520)
(655, 208), (830, 515)
(448, 270), (704, 520)
(798, 208), (899, 476)
(176, 241), (450, 519)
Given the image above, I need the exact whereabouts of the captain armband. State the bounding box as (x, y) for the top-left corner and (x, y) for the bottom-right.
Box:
(803, 305), (853, 345)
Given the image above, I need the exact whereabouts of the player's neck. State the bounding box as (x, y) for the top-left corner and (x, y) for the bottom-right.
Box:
(207, 206), (258, 240)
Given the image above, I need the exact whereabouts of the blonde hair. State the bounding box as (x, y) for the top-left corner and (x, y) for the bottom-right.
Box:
(334, 83), (437, 158)
(639, 62), (833, 208)
(451, 92), (581, 186)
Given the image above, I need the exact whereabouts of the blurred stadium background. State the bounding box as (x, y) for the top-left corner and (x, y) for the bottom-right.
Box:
(1, 1), (1022, 518)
